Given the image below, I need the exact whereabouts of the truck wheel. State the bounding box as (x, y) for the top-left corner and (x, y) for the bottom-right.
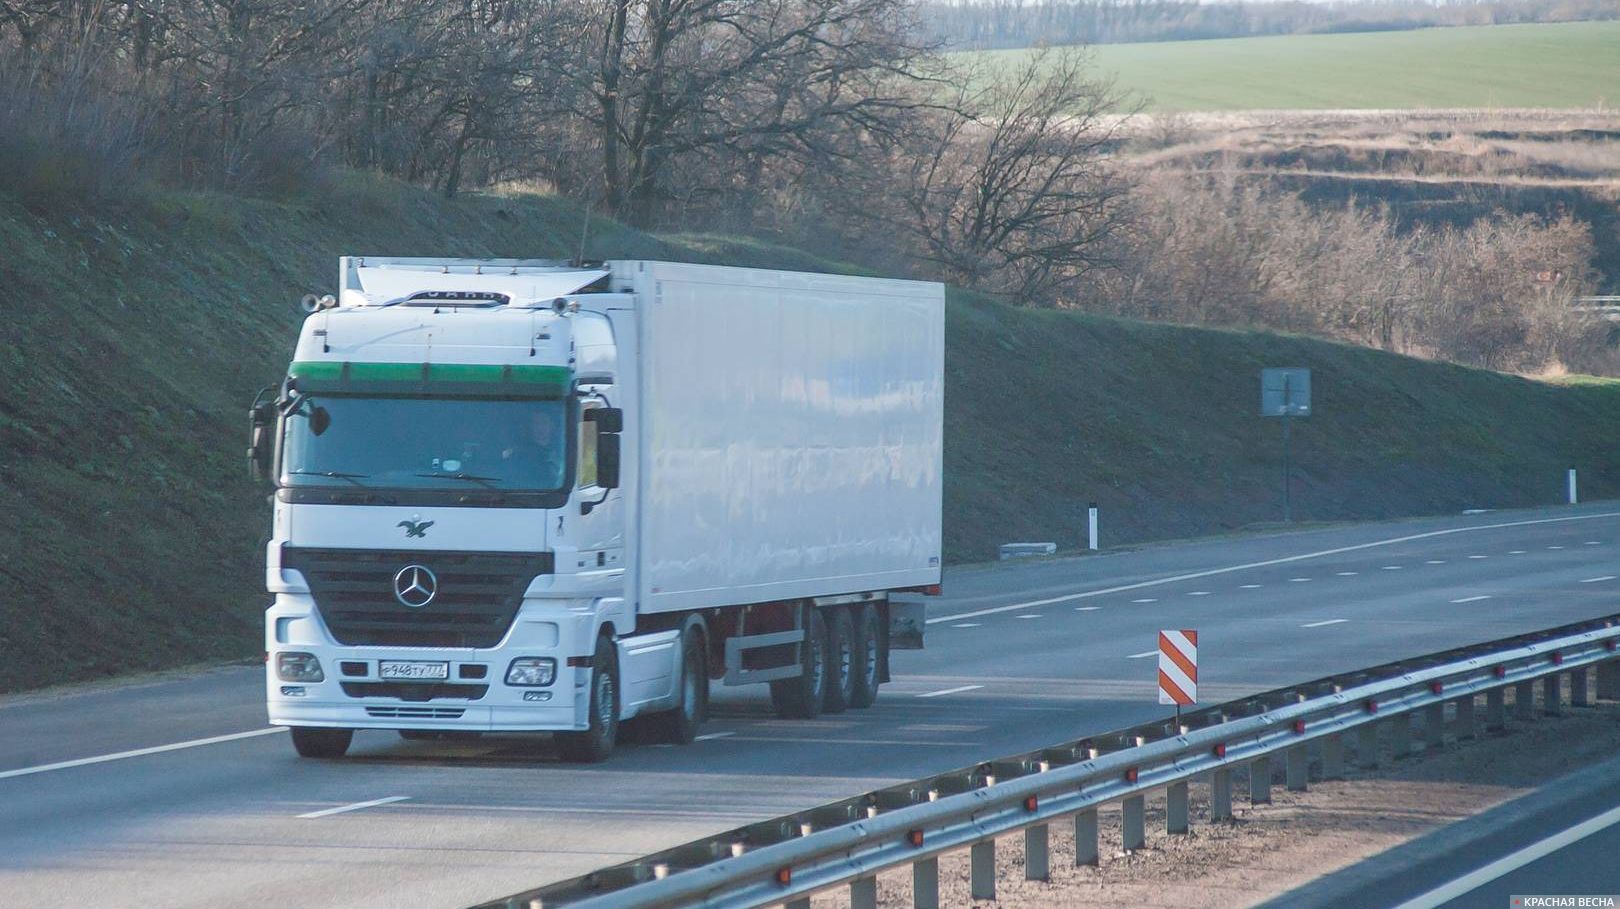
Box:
(556, 634), (620, 763)
(822, 607), (857, 714)
(289, 727), (353, 759)
(849, 604), (882, 708)
(649, 629), (708, 744)
(769, 608), (827, 719)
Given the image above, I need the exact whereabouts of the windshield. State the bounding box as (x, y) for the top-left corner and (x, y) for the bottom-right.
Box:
(280, 396), (569, 491)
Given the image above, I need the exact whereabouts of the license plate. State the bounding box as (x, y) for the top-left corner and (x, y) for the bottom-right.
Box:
(378, 660), (449, 681)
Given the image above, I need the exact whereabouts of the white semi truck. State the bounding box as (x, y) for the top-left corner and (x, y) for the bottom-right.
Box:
(251, 259), (944, 761)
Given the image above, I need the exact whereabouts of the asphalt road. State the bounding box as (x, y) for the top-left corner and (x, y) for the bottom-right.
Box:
(7, 503), (1620, 909)
(1264, 742), (1620, 909)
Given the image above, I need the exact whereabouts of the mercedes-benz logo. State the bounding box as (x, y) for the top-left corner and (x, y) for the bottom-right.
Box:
(393, 564), (437, 608)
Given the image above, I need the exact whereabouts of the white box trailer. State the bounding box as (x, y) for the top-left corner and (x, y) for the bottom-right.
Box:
(255, 258), (943, 762)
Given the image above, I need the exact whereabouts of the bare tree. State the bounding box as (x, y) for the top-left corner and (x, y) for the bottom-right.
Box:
(548, 0), (938, 227)
(891, 47), (1136, 305)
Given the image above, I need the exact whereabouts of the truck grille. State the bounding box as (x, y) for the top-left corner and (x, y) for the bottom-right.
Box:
(282, 547), (552, 648)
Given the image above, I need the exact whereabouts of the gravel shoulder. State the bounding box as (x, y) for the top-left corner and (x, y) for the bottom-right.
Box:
(810, 679), (1620, 908)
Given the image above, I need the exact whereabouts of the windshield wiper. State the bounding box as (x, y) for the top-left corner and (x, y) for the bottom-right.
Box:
(414, 471), (501, 488)
(287, 469), (371, 487)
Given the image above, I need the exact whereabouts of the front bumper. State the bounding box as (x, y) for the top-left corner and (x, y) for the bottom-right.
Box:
(266, 593), (592, 732)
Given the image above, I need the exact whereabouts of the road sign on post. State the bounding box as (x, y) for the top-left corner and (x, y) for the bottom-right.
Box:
(1261, 368), (1312, 523)
(1158, 629), (1198, 707)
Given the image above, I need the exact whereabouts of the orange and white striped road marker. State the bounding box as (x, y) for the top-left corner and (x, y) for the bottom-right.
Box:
(1158, 629), (1198, 706)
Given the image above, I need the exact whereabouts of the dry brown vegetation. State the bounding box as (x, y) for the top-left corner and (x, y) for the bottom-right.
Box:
(3, 4), (1615, 374)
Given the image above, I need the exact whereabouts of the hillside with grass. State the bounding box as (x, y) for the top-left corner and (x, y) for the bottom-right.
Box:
(967, 21), (1620, 111)
(4, 178), (1620, 692)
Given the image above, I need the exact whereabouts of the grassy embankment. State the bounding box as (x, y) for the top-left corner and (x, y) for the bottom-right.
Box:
(966, 21), (1620, 111)
(4, 177), (1620, 691)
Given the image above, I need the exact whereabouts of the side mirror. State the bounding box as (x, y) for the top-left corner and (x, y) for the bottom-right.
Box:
(248, 401), (275, 482)
(596, 432), (621, 490)
(586, 407), (623, 434)
(309, 405), (331, 437)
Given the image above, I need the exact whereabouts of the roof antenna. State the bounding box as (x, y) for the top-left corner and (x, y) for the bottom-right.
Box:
(574, 201), (592, 267)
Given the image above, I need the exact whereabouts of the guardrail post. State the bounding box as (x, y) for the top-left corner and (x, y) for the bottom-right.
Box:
(1486, 688), (1506, 730)
(1455, 695), (1476, 739)
(1074, 809), (1099, 866)
(1388, 713), (1411, 758)
(913, 857), (939, 909)
(1424, 702), (1446, 751)
(1285, 745), (1308, 791)
(849, 875), (877, 909)
(1515, 680), (1536, 720)
(1025, 824), (1049, 881)
(1543, 674), (1563, 716)
(1356, 723), (1380, 768)
(1167, 781), (1190, 834)
(1249, 756), (1271, 804)
(971, 840), (996, 901)
(1122, 794), (1146, 850)
(1210, 767), (1232, 821)
(1322, 733), (1345, 779)
(1599, 661), (1620, 700)
(1571, 668), (1591, 707)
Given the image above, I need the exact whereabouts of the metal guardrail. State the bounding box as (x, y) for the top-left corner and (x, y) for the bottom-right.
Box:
(481, 614), (1620, 909)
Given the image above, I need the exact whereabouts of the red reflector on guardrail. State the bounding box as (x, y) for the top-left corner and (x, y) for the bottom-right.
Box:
(907, 829), (924, 847)
(1551, 651), (1564, 665)
(1607, 640), (1618, 652)
(1125, 767), (1138, 783)
(1212, 743), (1227, 758)
(774, 867), (792, 886)
(1364, 699), (1379, 714)
(1430, 681), (1444, 695)
(1023, 796), (1038, 812)
(1292, 719), (1306, 734)
(1494, 665), (1508, 678)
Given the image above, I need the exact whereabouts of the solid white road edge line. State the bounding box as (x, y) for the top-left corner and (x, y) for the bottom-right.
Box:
(926, 510), (1620, 625)
(916, 684), (984, 698)
(1580, 576), (1617, 583)
(1126, 651), (1158, 659)
(0, 727), (286, 781)
(1389, 803), (1620, 909)
(694, 731), (735, 741)
(297, 795), (410, 820)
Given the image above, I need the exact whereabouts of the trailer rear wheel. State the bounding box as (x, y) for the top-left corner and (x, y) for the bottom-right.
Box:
(822, 607), (857, 714)
(849, 604), (882, 708)
(769, 608), (828, 719)
(289, 727), (352, 759)
(556, 634), (620, 763)
(649, 628), (708, 744)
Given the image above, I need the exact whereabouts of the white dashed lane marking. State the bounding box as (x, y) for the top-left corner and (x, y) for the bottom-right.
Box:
(1132, 598), (1158, 603)
(694, 731), (735, 742)
(1240, 584), (1263, 589)
(1383, 565), (1404, 570)
(916, 685), (984, 699)
(1451, 595), (1492, 603)
(1075, 606), (1100, 612)
(1426, 560), (1446, 564)
(1187, 591), (1211, 597)
(1127, 651), (1158, 659)
(1016, 614), (1042, 620)
(1289, 577), (1312, 583)
(1581, 576), (1616, 584)
(1302, 619), (1349, 628)
(1336, 571), (1358, 576)
(951, 623), (981, 628)
(298, 796), (410, 820)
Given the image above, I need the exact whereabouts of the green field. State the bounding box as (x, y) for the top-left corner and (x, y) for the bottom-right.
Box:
(966, 21), (1620, 111)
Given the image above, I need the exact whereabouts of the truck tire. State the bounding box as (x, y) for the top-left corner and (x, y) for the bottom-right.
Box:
(822, 607), (857, 714)
(289, 727), (353, 759)
(849, 603), (882, 708)
(770, 608), (828, 719)
(556, 634), (620, 763)
(648, 628), (708, 744)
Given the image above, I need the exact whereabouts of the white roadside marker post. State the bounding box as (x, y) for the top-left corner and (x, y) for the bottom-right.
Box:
(1569, 467), (1579, 505)
(1087, 502), (1099, 552)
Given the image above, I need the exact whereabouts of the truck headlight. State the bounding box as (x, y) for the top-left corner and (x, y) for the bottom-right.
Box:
(276, 652), (325, 682)
(506, 657), (556, 687)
